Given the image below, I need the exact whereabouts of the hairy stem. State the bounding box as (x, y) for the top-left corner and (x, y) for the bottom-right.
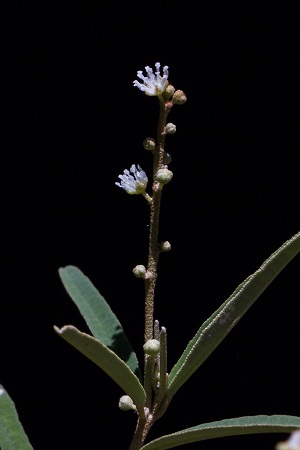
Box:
(130, 97), (173, 450)
(129, 414), (154, 450)
(144, 355), (155, 410)
(144, 97), (172, 341)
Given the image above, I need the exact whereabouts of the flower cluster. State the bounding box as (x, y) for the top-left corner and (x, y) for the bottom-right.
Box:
(133, 62), (169, 96)
(115, 164), (148, 195)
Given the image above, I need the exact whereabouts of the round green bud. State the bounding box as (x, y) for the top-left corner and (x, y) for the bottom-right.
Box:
(155, 168), (173, 185)
(165, 123), (176, 134)
(172, 90), (187, 105)
(163, 152), (172, 164)
(160, 241), (171, 252)
(119, 395), (136, 411)
(143, 137), (156, 151)
(163, 84), (175, 100)
(132, 265), (147, 278)
(143, 339), (160, 355)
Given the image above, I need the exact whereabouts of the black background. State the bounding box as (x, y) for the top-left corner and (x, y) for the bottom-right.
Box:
(2, 1), (300, 449)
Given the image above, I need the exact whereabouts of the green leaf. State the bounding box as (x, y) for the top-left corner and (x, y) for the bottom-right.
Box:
(58, 265), (141, 380)
(141, 415), (300, 449)
(0, 384), (34, 450)
(54, 325), (146, 417)
(168, 231), (300, 398)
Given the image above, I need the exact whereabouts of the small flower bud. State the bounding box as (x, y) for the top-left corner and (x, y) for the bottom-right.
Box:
(163, 84), (175, 100)
(172, 90), (187, 105)
(155, 168), (173, 185)
(165, 123), (176, 134)
(119, 395), (136, 411)
(143, 339), (160, 355)
(132, 265), (147, 278)
(163, 152), (172, 165)
(160, 241), (171, 252)
(143, 137), (156, 151)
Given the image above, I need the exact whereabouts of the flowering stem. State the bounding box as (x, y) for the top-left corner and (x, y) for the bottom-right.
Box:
(128, 98), (173, 450)
(144, 97), (171, 342)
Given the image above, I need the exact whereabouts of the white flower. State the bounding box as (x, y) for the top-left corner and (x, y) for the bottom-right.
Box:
(115, 164), (148, 194)
(133, 62), (169, 96)
(288, 430), (300, 449)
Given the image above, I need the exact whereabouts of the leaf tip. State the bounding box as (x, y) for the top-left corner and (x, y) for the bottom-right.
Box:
(58, 265), (81, 278)
(54, 325), (70, 335)
(58, 266), (67, 276)
(54, 325), (74, 335)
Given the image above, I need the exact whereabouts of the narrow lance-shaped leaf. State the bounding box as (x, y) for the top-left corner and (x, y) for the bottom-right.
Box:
(0, 385), (34, 450)
(141, 415), (300, 450)
(54, 325), (146, 417)
(59, 265), (141, 380)
(167, 231), (300, 398)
